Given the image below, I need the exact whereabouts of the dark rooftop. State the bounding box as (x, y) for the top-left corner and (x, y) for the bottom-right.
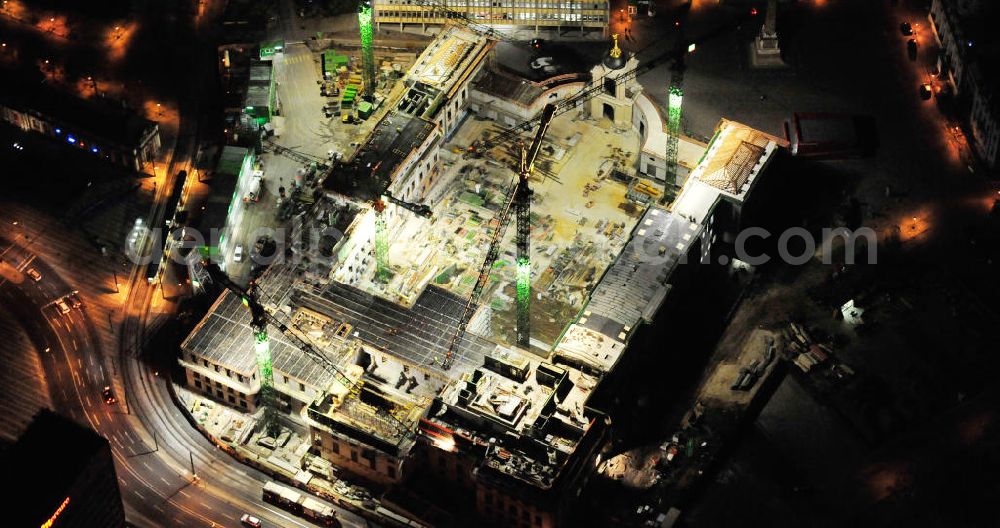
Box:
(1, 409), (115, 527)
(1, 72), (157, 148)
(196, 146), (249, 233)
(322, 110), (436, 201)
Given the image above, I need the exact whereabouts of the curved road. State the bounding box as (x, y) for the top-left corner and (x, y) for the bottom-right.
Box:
(0, 240), (370, 527)
(0, 0), (372, 526)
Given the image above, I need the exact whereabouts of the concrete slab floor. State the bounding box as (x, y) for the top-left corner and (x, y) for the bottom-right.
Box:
(375, 110), (647, 351)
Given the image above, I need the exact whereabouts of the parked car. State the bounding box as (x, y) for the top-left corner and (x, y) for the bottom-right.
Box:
(25, 268), (42, 282)
(907, 38), (918, 60)
(240, 514), (263, 527)
(530, 56), (554, 70)
(102, 386), (117, 405)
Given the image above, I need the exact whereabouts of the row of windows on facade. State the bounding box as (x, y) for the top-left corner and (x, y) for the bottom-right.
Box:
(313, 434), (398, 478)
(191, 353), (255, 383)
(191, 353), (312, 392)
(192, 371), (254, 408)
(376, 10), (605, 21)
(0, 110), (146, 165)
(381, 0), (605, 7)
(482, 491), (546, 527)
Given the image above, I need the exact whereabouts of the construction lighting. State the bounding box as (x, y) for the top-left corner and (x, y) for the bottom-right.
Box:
(432, 435), (456, 452)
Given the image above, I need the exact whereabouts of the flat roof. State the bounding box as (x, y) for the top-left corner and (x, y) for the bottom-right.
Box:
(1, 72), (157, 148)
(245, 84), (272, 108)
(249, 61), (272, 83)
(217, 146), (250, 178)
(3, 409), (116, 527)
(196, 147), (248, 232)
(581, 207), (700, 342)
(323, 111), (436, 201)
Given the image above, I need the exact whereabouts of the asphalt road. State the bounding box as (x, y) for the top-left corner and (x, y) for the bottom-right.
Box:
(0, 238), (355, 527)
(0, 0), (367, 525)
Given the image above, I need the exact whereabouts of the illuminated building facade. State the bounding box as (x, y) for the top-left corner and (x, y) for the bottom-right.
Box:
(372, 0), (609, 35)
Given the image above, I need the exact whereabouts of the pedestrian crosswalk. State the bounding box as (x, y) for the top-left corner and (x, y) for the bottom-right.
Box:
(282, 54), (311, 65)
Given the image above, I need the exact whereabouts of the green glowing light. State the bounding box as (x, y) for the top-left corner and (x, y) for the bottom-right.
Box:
(516, 257), (530, 344)
(254, 330), (273, 385)
(358, 2), (375, 99)
(667, 87), (683, 134)
(374, 208), (389, 282)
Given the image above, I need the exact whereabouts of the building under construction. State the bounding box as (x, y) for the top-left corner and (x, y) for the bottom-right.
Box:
(180, 27), (789, 527)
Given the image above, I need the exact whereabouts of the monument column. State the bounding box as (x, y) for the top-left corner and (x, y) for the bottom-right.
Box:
(750, 0), (785, 68)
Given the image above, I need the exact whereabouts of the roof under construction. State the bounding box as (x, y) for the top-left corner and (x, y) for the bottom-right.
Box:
(322, 111), (436, 201)
(291, 281), (494, 377)
(554, 207), (700, 374)
(182, 290), (342, 389)
(322, 24), (493, 202)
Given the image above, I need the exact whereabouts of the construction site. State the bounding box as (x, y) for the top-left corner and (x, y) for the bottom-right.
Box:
(179, 5), (789, 524)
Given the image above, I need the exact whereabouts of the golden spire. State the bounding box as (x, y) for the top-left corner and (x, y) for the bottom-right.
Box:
(610, 33), (622, 59)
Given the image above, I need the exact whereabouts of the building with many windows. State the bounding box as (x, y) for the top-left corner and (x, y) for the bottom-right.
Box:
(190, 146), (257, 270)
(0, 72), (161, 173)
(372, 0), (608, 36)
(929, 0), (999, 169)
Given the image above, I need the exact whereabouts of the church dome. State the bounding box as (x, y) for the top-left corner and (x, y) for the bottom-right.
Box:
(602, 34), (626, 70)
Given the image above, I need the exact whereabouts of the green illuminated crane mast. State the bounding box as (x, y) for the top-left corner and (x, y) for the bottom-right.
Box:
(443, 104), (556, 368)
(203, 267), (281, 435)
(664, 8), (690, 193)
(514, 104), (555, 348)
(358, 0), (376, 101)
(664, 60), (684, 189)
(373, 199), (390, 282)
(372, 192), (431, 282)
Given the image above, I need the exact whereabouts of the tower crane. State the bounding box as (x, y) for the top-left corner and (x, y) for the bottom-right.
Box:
(358, 0), (377, 101)
(441, 103), (556, 368)
(203, 263), (415, 443)
(264, 138), (328, 167)
(438, 8), (760, 366)
(664, 5), (691, 194)
(468, 5), (757, 156)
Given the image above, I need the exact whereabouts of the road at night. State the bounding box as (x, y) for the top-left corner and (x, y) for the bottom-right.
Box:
(0, 235), (367, 527)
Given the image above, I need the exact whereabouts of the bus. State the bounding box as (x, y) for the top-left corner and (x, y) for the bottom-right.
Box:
(262, 481), (337, 526)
